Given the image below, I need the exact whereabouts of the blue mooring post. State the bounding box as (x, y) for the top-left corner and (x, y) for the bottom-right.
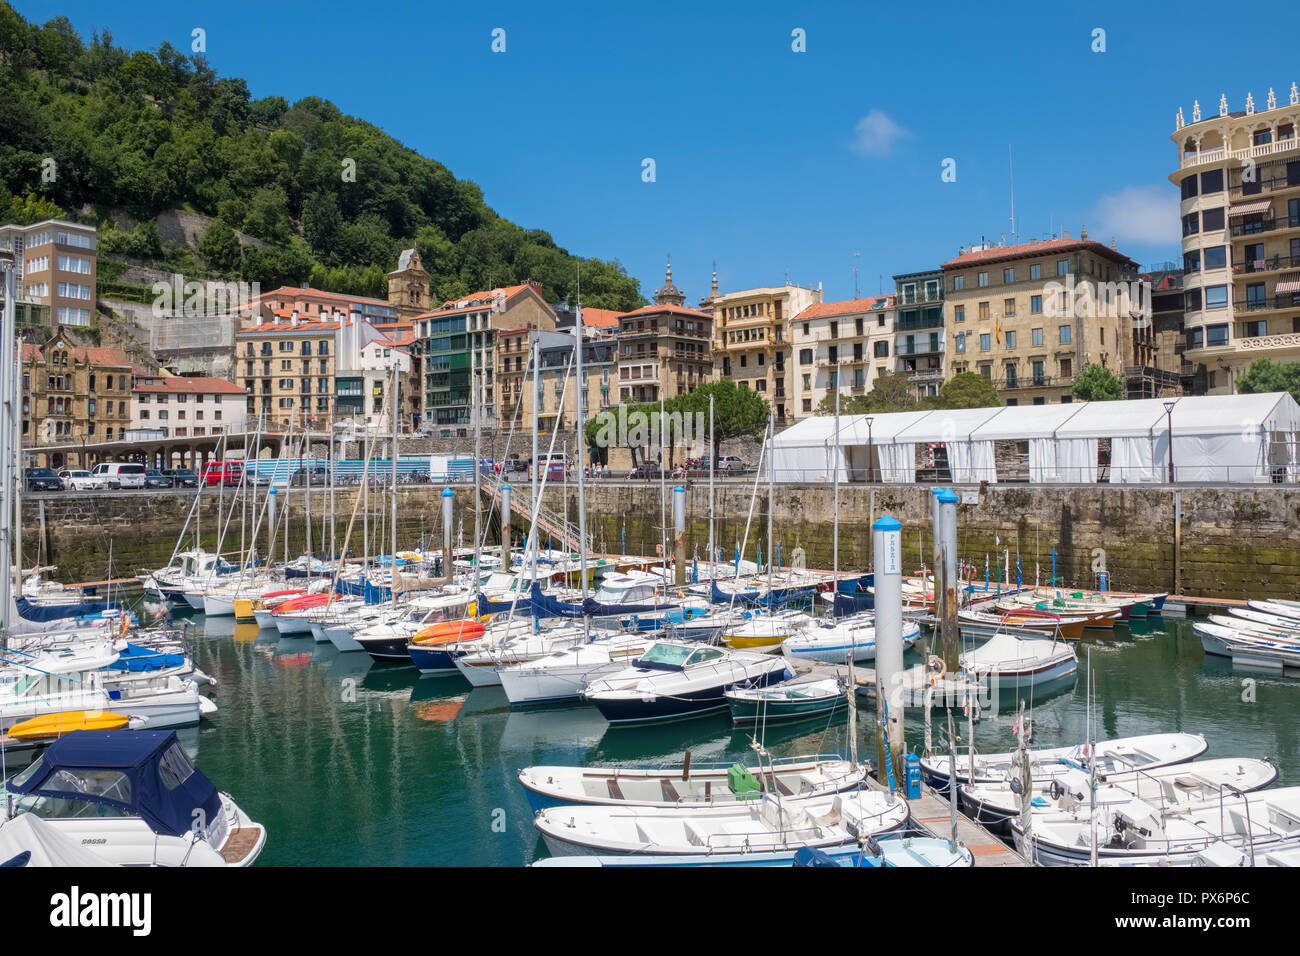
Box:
(620, 528), (625, 555)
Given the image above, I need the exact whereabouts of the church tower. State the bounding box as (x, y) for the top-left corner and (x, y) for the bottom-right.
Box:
(388, 248), (431, 320)
(652, 259), (686, 307)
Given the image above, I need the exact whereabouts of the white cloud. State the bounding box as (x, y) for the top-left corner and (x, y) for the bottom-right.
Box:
(1090, 185), (1179, 245)
(851, 110), (909, 157)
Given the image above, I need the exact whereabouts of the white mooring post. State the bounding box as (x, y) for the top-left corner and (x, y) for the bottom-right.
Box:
(872, 514), (905, 787)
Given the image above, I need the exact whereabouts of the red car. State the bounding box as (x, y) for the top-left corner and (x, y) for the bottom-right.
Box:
(200, 460), (245, 486)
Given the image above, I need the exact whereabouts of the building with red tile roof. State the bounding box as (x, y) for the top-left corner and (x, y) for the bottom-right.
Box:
(130, 373), (248, 441)
(615, 264), (714, 405)
(791, 295), (897, 416)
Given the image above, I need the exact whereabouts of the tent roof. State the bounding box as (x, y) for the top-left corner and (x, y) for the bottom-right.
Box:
(1169, 392), (1300, 436)
(1053, 397), (1171, 439)
(773, 392), (1300, 448)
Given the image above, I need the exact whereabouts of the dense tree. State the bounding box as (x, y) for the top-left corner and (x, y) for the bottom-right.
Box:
(0, 5), (645, 309)
(1071, 363), (1125, 402)
(938, 371), (1001, 408)
(196, 218), (241, 272)
(1236, 357), (1300, 404)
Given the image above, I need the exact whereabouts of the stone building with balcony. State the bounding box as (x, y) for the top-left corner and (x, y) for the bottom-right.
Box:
(1172, 85), (1300, 393)
(892, 269), (946, 398)
(20, 331), (133, 467)
(234, 310), (340, 429)
(513, 328), (616, 441)
(710, 280), (822, 424)
(942, 232), (1144, 405)
(615, 264), (713, 406)
(791, 295), (895, 417)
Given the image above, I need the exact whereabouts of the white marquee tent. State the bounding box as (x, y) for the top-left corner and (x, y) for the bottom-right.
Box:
(768, 392), (1300, 485)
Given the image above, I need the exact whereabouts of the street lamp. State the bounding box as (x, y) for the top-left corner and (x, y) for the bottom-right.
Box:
(1163, 401), (1176, 484)
(866, 416), (875, 483)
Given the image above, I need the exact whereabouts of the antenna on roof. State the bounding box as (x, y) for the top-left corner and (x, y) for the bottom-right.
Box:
(1008, 145), (1017, 246)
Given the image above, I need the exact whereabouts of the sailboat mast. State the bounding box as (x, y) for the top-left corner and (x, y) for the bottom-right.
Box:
(531, 334), (539, 587)
(391, 362), (399, 607)
(767, 406), (774, 598)
(472, 364), (481, 593)
(0, 258), (15, 634)
(708, 395), (714, 571)
(574, 301), (588, 608)
(833, 361), (840, 584)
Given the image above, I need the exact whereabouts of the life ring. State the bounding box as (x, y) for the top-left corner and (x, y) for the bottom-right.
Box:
(927, 655), (946, 678)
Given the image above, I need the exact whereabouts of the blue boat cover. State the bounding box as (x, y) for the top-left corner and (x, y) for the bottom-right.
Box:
(836, 574), (874, 595)
(529, 582), (674, 619)
(474, 590), (535, 617)
(7, 730), (222, 840)
(107, 643), (186, 672)
(833, 592), (875, 617)
(710, 581), (818, 609)
(14, 596), (120, 623)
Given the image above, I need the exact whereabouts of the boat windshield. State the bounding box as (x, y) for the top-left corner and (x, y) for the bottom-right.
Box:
(685, 647), (726, 666)
(639, 643), (694, 667)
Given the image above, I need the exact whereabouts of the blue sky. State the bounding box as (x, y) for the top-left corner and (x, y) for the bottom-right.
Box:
(18, 0), (1300, 303)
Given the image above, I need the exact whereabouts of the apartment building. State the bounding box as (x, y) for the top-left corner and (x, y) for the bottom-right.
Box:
(415, 283), (556, 436)
(942, 232), (1142, 405)
(893, 269), (946, 398)
(616, 264), (712, 405)
(710, 282), (822, 423)
(234, 310), (340, 428)
(334, 316), (412, 431)
(252, 285), (397, 328)
(791, 295), (895, 417)
(20, 332), (133, 466)
(131, 374), (248, 440)
(0, 220), (98, 328)
(1172, 86), (1300, 393)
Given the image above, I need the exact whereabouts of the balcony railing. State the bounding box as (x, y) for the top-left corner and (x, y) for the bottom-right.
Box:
(1234, 294), (1300, 312)
(816, 355), (870, 367)
(898, 341), (943, 355)
(894, 313), (945, 331)
(1230, 176), (1300, 197)
(896, 291), (944, 305)
(1181, 137), (1300, 170)
(1232, 254), (1300, 275)
(1230, 214), (1300, 237)
(995, 375), (1055, 389)
(1238, 331), (1300, 352)
(905, 368), (945, 382)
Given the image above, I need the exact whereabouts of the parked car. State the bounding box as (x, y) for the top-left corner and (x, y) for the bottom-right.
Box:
(25, 467), (64, 492)
(502, 458), (529, 477)
(201, 460), (245, 487)
(145, 469), (174, 489)
(162, 468), (199, 488)
(57, 469), (105, 491)
(91, 462), (147, 489)
(290, 466), (329, 486)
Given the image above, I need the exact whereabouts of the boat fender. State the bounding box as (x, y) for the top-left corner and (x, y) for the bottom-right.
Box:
(927, 655), (945, 684)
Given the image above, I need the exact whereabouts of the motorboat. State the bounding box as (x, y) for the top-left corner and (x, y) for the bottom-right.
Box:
(0, 730), (265, 866)
(353, 592), (473, 660)
(581, 640), (792, 724)
(518, 755), (866, 812)
(498, 633), (655, 705)
(960, 757), (1278, 833)
(781, 614), (920, 664)
(453, 622), (590, 687)
(957, 605), (1089, 641)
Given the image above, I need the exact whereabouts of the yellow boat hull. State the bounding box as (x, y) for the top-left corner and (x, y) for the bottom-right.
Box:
(233, 599), (256, 621)
(8, 711), (131, 741)
(723, 633), (785, 649)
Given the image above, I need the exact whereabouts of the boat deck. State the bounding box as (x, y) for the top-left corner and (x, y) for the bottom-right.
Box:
(221, 826), (264, 864)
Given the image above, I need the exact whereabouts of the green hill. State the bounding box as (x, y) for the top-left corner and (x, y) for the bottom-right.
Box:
(0, 5), (646, 311)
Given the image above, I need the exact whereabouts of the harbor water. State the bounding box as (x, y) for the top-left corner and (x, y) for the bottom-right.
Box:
(173, 612), (1298, 866)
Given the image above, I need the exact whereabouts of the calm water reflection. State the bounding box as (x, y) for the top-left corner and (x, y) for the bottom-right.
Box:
(175, 612), (1299, 866)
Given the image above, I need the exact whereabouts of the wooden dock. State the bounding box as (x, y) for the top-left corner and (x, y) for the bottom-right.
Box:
(862, 770), (1030, 866)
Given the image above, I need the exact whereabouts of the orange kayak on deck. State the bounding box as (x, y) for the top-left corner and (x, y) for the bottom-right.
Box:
(8, 711), (132, 741)
(412, 620), (486, 646)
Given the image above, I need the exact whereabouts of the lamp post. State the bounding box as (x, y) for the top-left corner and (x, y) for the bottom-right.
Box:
(1163, 401), (1176, 484)
(866, 416), (875, 483)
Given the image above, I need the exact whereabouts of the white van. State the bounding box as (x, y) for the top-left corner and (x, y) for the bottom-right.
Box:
(92, 462), (147, 489)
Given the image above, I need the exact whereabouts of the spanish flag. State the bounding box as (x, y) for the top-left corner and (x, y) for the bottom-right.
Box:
(995, 317), (1002, 345)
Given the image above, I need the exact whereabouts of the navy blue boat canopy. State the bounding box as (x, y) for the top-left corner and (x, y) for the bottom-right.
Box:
(14, 596), (120, 622)
(7, 730), (222, 839)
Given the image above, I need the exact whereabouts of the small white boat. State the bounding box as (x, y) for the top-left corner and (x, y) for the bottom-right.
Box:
(781, 614), (920, 664)
(961, 757), (1278, 832)
(534, 787), (909, 857)
(958, 632), (1078, 690)
(1012, 785), (1300, 866)
(454, 623), (590, 688)
(532, 834), (973, 868)
(519, 756), (866, 812)
(723, 610), (815, 650)
(920, 732), (1209, 792)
